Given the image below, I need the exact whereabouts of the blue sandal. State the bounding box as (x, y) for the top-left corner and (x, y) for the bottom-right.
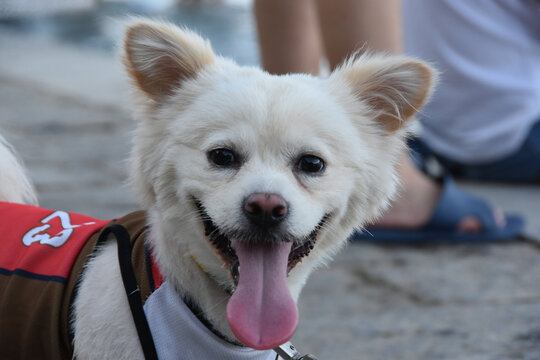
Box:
(351, 176), (525, 244)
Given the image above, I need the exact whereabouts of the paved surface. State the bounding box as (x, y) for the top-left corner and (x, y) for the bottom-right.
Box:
(1, 4), (540, 360)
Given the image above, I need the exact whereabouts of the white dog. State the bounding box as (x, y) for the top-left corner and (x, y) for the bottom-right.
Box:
(0, 20), (435, 359)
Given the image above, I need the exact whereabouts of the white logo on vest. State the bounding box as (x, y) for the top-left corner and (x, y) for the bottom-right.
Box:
(22, 211), (96, 247)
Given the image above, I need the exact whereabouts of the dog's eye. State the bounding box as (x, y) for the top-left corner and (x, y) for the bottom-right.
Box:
(297, 155), (325, 174)
(208, 148), (237, 167)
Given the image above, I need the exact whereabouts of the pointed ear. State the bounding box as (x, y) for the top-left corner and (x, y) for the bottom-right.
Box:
(123, 20), (216, 102)
(332, 54), (437, 132)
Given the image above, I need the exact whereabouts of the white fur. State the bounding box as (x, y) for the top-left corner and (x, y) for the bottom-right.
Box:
(73, 241), (143, 359)
(0, 20), (436, 359)
(0, 134), (37, 205)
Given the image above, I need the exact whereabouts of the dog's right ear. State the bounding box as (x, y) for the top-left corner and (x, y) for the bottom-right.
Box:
(123, 20), (216, 102)
(331, 54), (436, 133)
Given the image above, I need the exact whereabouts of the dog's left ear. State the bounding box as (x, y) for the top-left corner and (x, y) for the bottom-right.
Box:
(123, 20), (216, 102)
(332, 55), (436, 132)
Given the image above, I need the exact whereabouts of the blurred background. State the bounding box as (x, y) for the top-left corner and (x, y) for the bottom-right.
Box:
(1, 1), (539, 359)
(0, 0), (258, 65)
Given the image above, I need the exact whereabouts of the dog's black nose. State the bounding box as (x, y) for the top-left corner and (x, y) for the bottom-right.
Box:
(243, 193), (288, 228)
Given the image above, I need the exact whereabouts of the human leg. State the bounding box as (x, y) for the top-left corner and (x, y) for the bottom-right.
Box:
(254, 0), (322, 75)
(315, 0), (402, 69)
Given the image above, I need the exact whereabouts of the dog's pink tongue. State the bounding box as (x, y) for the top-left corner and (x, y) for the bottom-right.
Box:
(226, 241), (297, 350)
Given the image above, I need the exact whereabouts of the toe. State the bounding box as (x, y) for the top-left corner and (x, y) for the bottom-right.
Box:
(457, 207), (506, 233)
(457, 216), (482, 233)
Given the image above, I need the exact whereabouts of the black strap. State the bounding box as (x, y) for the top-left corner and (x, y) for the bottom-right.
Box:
(97, 224), (159, 360)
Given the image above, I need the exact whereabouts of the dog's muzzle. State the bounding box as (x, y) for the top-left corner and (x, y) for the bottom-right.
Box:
(193, 197), (328, 280)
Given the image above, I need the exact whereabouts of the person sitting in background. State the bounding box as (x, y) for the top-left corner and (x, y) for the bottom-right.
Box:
(254, 0), (530, 243)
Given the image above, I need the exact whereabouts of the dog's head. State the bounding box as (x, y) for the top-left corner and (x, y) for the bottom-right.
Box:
(123, 20), (435, 350)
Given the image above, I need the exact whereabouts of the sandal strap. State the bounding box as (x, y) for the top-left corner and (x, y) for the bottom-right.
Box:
(425, 176), (497, 232)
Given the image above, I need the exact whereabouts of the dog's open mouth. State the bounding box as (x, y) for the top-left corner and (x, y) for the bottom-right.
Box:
(194, 200), (327, 283)
(194, 199), (328, 350)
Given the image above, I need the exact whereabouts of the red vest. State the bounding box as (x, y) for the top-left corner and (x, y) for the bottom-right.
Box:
(0, 202), (159, 359)
(0, 202), (110, 283)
